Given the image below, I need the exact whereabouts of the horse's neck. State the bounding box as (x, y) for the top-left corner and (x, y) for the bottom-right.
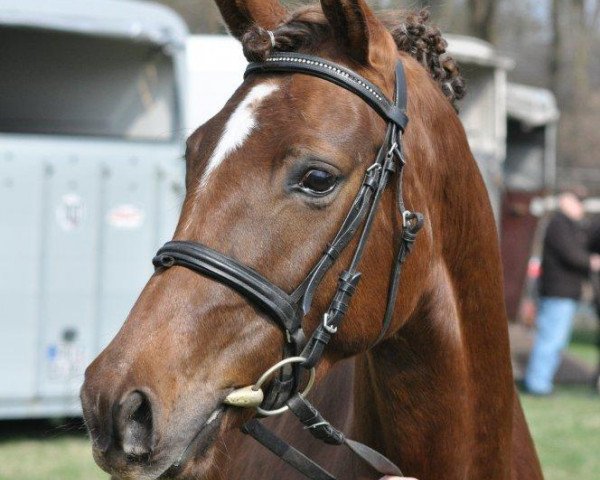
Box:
(341, 91), (519, 478)
(224, 260), (517, 480)
(352, 259), (514, 480)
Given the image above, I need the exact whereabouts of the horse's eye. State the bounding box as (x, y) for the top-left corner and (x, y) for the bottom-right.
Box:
(299, 169), (337, 195)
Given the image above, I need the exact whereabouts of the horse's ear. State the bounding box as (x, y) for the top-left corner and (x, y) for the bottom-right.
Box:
(320, 0), (389, 67)
(215, 0), (287, 40)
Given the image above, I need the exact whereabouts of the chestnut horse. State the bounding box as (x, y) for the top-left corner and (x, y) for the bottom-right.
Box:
(81, 1), (543, 479)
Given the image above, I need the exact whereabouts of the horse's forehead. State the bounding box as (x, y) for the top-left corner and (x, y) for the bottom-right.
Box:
(197, 80), (281, 189)
(196, 75), (365, 187)
(288, 74), (365, 116)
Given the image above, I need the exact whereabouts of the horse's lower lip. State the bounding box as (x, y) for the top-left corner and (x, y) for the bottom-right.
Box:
(161, 405), (226, 477)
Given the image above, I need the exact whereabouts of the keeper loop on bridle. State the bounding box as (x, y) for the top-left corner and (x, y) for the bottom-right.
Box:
(322, 313), (337, 334)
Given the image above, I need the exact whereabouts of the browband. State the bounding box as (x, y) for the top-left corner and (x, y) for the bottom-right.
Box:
(245, 53), (408, 131)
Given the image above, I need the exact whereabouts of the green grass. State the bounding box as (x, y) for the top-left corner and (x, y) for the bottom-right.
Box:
(568, 330), (599, 367)
(519, 329), (600, 480)
(520, 386), (600, 480)
(0, 420), (105, 480)
(0, 387), (598, 480)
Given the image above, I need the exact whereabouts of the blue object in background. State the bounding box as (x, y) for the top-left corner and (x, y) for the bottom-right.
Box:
(524, 297), (579, 394)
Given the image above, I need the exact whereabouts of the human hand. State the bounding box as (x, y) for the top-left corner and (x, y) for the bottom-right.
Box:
(591, 254), (600, 272)
(380, 477), (418, 480)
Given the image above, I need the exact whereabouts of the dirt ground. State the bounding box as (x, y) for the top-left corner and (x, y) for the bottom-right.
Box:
(509, 322), (596, 385)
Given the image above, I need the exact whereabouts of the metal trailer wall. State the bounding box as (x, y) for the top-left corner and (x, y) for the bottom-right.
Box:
(0, 0), (188, 419)
(185, 36), (248, 134)
(0, 139), (184, 418)
(446, 35), (514, 222)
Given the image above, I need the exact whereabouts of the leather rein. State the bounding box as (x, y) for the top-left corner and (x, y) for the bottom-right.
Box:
(153, 52), (424, 479)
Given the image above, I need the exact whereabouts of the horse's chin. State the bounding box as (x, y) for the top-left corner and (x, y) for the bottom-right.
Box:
(97, 407), (228, 480)
(158, 407), (228, 480)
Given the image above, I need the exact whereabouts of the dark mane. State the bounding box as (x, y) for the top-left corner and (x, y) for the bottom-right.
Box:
(242, 7), (465, 107)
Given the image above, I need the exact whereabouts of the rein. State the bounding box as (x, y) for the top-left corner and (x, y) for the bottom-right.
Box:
(153, 52), (424, 479)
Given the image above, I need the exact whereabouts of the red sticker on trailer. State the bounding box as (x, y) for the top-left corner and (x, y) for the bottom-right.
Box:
(106, 204), (145, 229)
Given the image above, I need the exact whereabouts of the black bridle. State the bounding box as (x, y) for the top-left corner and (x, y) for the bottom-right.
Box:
(153, 52), (423, 479)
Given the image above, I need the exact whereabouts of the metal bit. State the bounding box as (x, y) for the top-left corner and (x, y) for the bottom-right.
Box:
(223, 386), (264, 408)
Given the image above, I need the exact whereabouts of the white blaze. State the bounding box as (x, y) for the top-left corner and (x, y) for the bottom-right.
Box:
(199, 82), (279, 189)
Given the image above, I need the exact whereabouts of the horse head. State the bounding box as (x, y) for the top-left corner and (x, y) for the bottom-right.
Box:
(81, 2), (535, 480)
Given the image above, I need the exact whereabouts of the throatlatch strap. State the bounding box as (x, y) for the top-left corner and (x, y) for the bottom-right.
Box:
(376, 211), (424, 344)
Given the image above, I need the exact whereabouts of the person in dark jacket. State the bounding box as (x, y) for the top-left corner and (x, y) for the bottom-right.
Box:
(524, 190), (600, 395)
(590, 218), (600, 254)
(588, 217), (600, 391)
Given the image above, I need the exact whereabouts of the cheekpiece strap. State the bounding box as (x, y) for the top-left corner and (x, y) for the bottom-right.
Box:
(245, 53), (408, 131)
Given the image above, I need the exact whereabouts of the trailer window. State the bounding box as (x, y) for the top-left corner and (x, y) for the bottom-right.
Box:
(0, 28), (178, 141)
(458, 65), (497, 153)
(505, 121), (546, 191)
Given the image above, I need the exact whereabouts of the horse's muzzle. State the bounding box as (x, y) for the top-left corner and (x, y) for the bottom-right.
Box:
(80, 383), (165, 476)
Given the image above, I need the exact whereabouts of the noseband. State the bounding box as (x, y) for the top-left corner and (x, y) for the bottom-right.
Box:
(153, 52), (423, 479)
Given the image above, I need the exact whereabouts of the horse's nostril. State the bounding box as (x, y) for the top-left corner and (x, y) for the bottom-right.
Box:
(118, 390), (154, 459)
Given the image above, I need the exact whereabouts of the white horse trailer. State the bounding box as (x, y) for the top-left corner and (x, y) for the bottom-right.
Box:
(505, 84), (559, 196)
(0, 0), (187, 419)
(446, 35), (514, 221)
(185, 35), (247, 133)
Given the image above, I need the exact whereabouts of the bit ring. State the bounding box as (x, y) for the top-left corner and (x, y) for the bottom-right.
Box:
(254, 356), (316, 417)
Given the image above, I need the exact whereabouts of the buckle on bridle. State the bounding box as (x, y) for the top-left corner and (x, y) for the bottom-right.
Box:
(386, 142), (406, 166)
(386, 141), (398, 159)
(403, 210), (416, 228)
(366, 162), (382, 174)
(322, 312), (338, 334)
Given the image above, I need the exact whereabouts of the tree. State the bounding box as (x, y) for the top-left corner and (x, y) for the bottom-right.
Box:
(466, 0), (497, 41)
(550, 0), (562, 96)
(156, 0), (223, 33)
